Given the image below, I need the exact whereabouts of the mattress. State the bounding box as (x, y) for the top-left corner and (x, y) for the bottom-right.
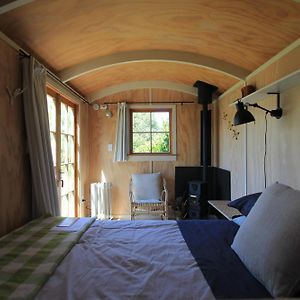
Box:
(35, 219), (271, 299)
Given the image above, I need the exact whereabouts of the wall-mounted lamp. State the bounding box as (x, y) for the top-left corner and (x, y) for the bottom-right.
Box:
(92, 103), (112, 118)
(104, 107), (112, 118)
(233, 92), (282, 126)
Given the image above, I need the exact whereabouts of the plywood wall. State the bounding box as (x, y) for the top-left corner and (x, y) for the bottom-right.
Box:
(246, 85), (300, 193)
(88, 89), (199, 218)
(0, 39), (31, 236)
(77, 101), (90, 216)
(215, 46), (300, 199)
(212, 89), (246, 199)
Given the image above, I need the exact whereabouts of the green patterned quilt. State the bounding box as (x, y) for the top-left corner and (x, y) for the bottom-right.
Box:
(0, 217), (95, 299)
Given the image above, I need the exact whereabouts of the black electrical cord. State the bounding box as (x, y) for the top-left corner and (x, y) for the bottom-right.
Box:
(264, 112), (268, 189)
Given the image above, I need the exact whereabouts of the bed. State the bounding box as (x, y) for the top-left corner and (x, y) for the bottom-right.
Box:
(1, 182), (300, 299)
(0, 217), (268, 299)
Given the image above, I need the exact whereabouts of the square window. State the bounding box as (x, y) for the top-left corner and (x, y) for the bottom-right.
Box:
(130, 108), (172, 154)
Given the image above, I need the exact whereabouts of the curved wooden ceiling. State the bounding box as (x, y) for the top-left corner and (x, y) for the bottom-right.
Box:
(0, 0), (299, 100)
(70, 62), (238, 95)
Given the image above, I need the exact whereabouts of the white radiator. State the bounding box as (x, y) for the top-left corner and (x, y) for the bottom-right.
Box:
(90, 182), (112, 219)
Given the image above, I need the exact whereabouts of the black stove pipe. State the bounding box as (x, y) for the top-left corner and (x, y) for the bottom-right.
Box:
(193, 81), (217, 183)
(201, 99), (209, 182)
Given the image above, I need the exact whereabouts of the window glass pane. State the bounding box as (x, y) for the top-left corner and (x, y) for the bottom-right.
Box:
(50, 132), (56, 166)
(132, 133), (151, 153)
(61, 194), (68, 217)
(67, 107), (75, 135)
(47, 95), (56, 132)
(132, 112), (150, 132)
(61, 134), (68, 164)
(61, 165), (68, 196)
(67, 164), (75, 192)
(60, 164), (74, 195)
(151, 112), (170, 132)
(152, 133), (170, 153)
(61, 103), (68, 134)
(68, 136), (75, 163)
(68, 192), (75, 217)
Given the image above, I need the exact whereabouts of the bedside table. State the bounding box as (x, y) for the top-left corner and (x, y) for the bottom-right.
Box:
(208, 200), (242, 220)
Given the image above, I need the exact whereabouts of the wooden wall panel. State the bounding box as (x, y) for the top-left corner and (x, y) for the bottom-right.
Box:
(213, 88), (246, 199)
(78, 101), (90, 216)
(89, 90), (150, 217)
(0, 39), (31, 236)
(246, 86), (300, 193)
(215, 46), (300, 198)
(267, 86), (300, 190)
(88, 89), (201, 218)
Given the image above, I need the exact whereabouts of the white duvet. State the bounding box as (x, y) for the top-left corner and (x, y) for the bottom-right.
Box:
(36, 220), (215, 300)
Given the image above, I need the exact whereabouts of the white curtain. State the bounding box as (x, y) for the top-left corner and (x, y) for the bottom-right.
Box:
(90, 182), (112, 219)
(22, 57), (60, 217)
(113, 102), (129, 162)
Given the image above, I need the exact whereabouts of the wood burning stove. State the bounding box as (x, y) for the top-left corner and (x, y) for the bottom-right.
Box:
(175, 81), (231, 219)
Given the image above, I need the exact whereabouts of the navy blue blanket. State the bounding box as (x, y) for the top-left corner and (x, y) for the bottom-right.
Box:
(177, 220), (271, 299)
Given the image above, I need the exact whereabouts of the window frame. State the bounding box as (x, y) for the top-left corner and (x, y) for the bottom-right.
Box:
(128, 104), (177, 162)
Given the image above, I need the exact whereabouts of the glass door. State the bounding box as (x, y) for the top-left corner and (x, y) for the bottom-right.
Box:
(47, 90), (77, 217)
(60, 102), (76, 216)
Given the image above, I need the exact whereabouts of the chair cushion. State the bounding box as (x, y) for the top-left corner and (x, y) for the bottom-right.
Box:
(132, 173), (161, 201)
(231, 183), (300, 297)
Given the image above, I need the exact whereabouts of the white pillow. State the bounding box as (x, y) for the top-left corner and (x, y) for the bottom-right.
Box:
(231, 183), (300, 297)
(132, 173), (162, 200)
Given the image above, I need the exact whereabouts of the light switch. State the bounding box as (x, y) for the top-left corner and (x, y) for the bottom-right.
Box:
(108, 144), (113, 152)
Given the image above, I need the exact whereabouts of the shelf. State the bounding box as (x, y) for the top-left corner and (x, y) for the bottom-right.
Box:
(208, 200), (241, 220)
(230, 68), (300, 106)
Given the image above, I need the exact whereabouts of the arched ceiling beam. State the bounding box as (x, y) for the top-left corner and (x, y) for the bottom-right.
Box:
(59, 50), (250, 82)
(87, 80), (198, 102)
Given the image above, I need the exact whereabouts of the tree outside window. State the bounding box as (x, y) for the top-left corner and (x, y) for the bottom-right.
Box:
(130, 109), (171, 154)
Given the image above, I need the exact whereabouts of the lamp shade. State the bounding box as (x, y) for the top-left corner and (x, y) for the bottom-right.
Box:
(233, 101), (255, 126)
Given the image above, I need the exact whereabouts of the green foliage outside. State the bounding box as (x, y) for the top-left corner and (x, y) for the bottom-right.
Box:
(132, 112), (170, 153)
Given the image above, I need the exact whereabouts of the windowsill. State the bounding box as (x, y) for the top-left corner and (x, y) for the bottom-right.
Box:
(128, 154), (177, 162)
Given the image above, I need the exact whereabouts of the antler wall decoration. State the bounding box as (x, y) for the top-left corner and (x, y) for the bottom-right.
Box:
(6, 86), (26, 105)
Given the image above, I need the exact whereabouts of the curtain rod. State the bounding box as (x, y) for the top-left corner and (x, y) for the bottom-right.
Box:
(19, 49), (30, 58)
(22, 52), (88, 105)
(46, 70), (89, 104)
(104, 101), (196, 105)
